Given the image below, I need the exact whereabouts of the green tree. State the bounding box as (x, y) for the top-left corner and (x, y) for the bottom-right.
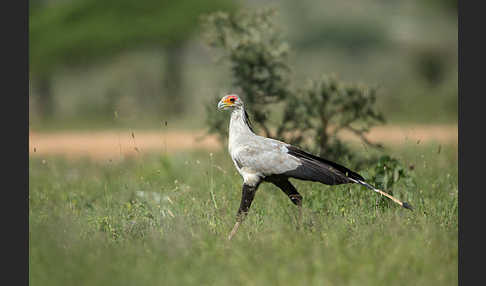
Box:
(29, 0), (235, 119)
(202, 8), (385, 166)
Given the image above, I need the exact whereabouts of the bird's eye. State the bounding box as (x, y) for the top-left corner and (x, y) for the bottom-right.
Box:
(230, 98), (235, 103)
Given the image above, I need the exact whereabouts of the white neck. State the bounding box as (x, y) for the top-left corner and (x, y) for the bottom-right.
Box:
(228, 108), (255, 149)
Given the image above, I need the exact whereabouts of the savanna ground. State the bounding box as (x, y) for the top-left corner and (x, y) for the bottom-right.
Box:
(29, 125), (457, 286)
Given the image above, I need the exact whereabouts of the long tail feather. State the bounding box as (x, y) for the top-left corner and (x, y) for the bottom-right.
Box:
(351, 179), (413, 211)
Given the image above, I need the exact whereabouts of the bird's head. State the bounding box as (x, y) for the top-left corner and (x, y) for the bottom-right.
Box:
(217, 94), (243, 110)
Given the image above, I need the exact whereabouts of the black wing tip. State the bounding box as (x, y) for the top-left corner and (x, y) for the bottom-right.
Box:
(287, 145), (364, 182)
(402, 202), (414, 211)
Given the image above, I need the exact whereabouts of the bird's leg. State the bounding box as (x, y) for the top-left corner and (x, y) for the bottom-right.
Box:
(269, 178), (303, 229)
(228, 183), (259, 240)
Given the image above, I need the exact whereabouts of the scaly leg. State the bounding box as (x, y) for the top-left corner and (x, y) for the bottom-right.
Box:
(228, 182), (260, 240)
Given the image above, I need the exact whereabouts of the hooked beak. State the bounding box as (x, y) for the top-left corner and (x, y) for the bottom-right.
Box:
(217, 100), (227, 110)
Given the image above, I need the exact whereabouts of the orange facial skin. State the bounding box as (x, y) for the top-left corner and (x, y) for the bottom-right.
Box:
(223, 95), (238, 105)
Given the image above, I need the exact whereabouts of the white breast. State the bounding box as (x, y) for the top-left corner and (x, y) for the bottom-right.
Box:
(227, 109), (301, 185)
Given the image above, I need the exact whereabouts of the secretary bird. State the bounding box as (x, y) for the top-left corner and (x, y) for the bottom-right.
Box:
(217, 94), (413, 240)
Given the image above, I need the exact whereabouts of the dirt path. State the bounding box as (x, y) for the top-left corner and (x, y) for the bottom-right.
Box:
(29, 125), (457, 160)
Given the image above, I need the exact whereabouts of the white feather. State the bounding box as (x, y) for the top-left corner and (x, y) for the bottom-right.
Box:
(228, 108), (301, 185)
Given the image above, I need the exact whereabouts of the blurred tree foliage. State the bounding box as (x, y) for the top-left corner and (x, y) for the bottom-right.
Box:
(285, 76), (385, 163)
(202, 8), (385, 166)
(29, 0), (235, 118)
(293, 20), (388, 55)
(415, 48), (450, 87)
(424, 0), (457, 14)
(202, 9), (292, 142)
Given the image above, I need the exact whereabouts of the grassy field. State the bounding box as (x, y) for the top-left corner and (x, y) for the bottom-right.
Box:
(29, 142), (457, 286)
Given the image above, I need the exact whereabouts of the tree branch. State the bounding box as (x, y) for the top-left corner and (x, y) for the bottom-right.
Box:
(345, 126), (384, 149)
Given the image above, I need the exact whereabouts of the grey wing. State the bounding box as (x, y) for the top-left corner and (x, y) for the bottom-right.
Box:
(232, 137), (302, 176)
(232, 136), (364, 186)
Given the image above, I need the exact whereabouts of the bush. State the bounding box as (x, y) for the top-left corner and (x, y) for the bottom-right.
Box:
(202, 8), (384, 166)
(368, 155), (416, 209)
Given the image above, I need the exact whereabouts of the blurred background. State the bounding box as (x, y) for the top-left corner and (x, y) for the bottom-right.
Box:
(29, 2), (458, 283)
(29, 0), (457, 133)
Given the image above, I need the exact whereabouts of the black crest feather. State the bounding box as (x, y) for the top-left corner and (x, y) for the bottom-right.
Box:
(243, 109), (255, 133)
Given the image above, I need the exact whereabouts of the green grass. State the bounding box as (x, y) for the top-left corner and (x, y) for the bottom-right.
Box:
(29, 143), (457, 286)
